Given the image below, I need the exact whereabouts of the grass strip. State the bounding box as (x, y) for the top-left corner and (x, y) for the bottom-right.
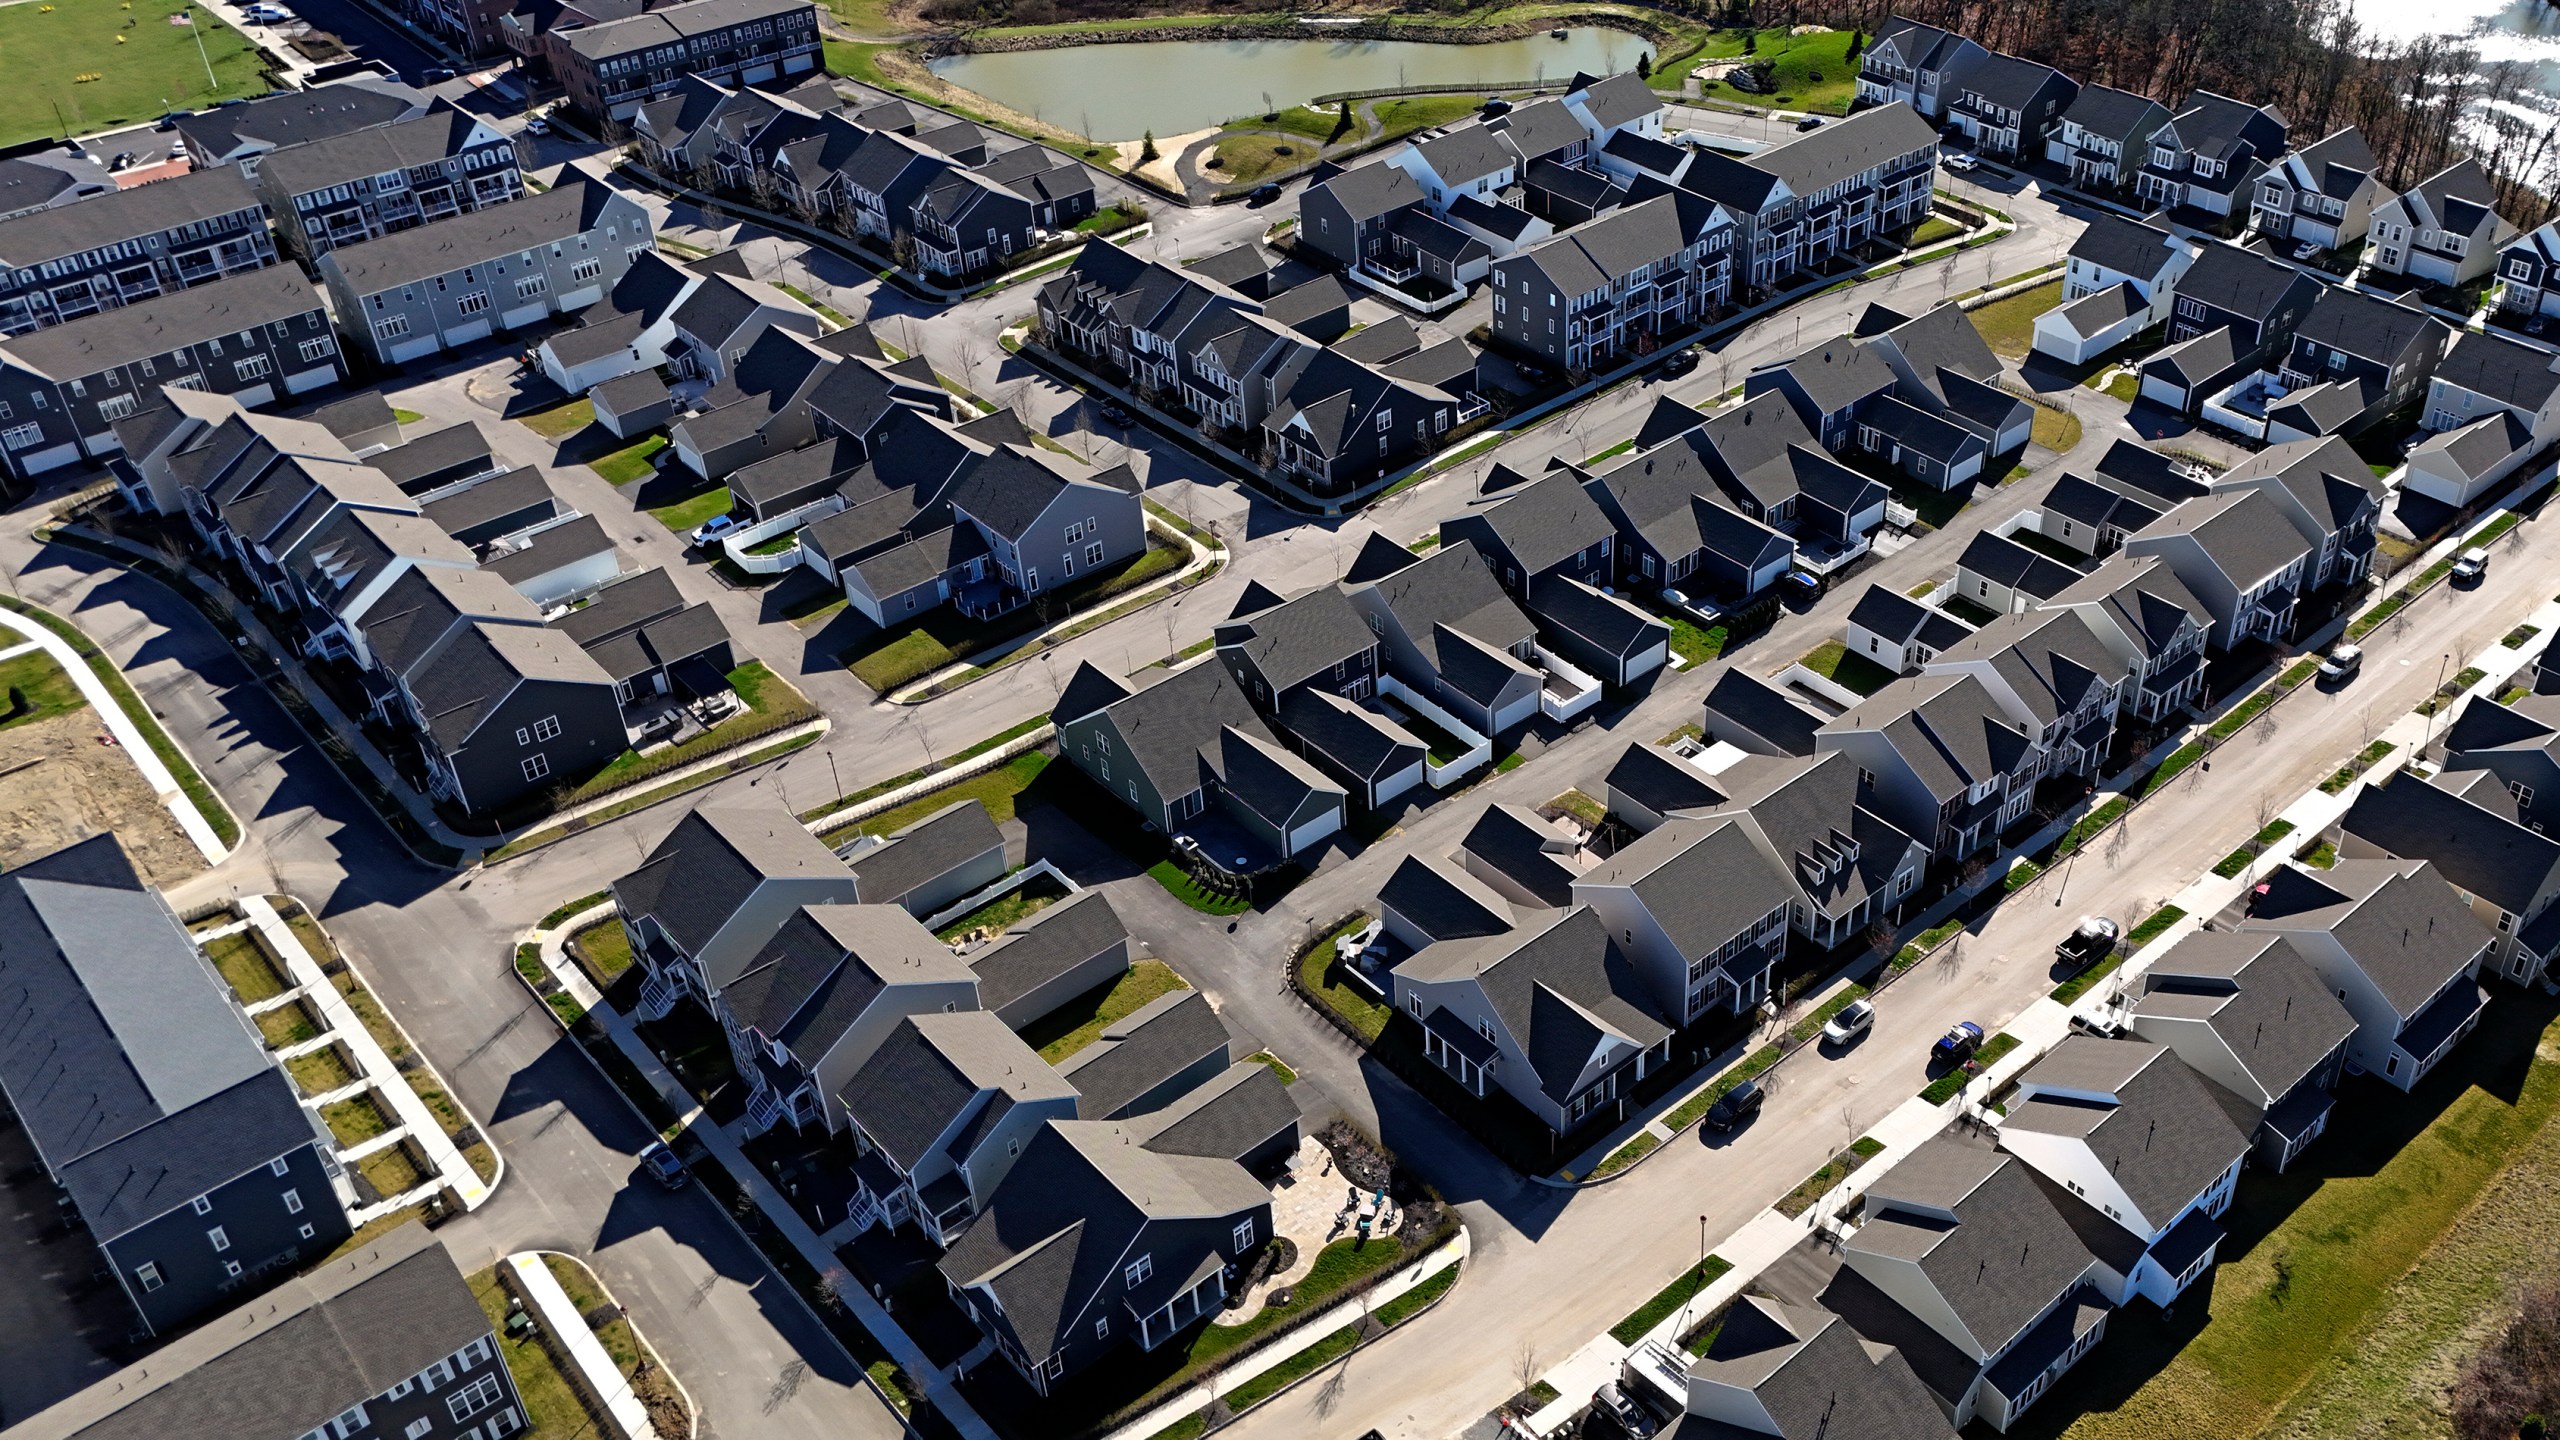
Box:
(1666, 1046), (1781, 1132)
(2319, 740), (2396, 794)
(2211, 819), (2298, 878)
(1149, 859), (1253, 914)
(1774, 1137), (1887, 1218)
(1919, 1032), (2019, 1104)
(1594, 1131), (1662, 1178)
(1611, 1257), (1735, 1346)
(2126, 905), (2188, 948)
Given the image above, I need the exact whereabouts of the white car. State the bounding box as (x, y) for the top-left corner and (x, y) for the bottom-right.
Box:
(2292, 240), (2322, 261)
(688, 513), (743, 548)
(243, 3), (295, 21)
(2453, 546), (2491, 583)
(1821, 998), (1876, 1046)
(2318, 643), (2363, 682)
(1942, 153), (1979, 173)
(524, 118), (549, 136)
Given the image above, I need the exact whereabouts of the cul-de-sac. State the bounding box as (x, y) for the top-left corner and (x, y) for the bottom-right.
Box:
(5, 1), (2560, 1438)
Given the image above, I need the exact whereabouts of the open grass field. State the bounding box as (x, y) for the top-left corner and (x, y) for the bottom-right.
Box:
(1206, 131), (1314, 186)
(1693, 28), (1861, 115)
(591, 434), (667, 484)
(1970, 279), (2065, 358)
(0, 651), (85, 735)
(642, 482), (732, 535)
(0, 0), (271, 148)
(1373, 92), (1483, 141)
(2017, 993), (2560, 1440)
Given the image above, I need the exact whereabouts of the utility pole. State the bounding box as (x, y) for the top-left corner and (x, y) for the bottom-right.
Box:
(188, 5), (219, 93)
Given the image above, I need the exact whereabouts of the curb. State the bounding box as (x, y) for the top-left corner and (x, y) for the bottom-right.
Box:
(527, 1249), (703, 1440)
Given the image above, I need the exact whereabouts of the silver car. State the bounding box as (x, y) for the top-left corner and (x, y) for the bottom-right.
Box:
(1822, 998), (1876, 1046)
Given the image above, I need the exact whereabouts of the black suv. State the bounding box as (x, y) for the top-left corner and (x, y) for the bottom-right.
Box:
(1704, 1079), (1764, 1132)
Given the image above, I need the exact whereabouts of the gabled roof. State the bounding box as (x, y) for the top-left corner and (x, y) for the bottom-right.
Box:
(1955, 528), (2083, 599)
(0, 265), (324, 380)
(2060, 83), (2168, 141)
(1380, 851), (1516, 942)
(966, 890), (1129, 1018)
(723, 904), (972, 1059)
(1056, 988), (1229, 1120)
(2135, 931), (2356, 1104)
(2340, 769), (2560, 919)
(2139, 489), (2311, 591)
(848, 799), (1004, 912)
(1410, 124), (1517, 187)
(1278, 689), (1422, 783)
(2244, 855), (2496, 1016)
(1688, 1295), (1961, 1440)
(1849, 1137), (2097, 1359)
(2411, 411), (2534, 481)
(835, 1012), (1069, 1173)
(2433, 328), (2560, 412)
(319, 179), (630, 293)
(255, 105), (504, 198)
(1130, 1060), (1299, 1164)
(1218, 583), (1375, 694)
(611, 794), (850, 960)
(1567, 70), (1660, 133)
(2004, 1037), (2256, 1228)
(173, 75), (427, 162)
(1748, 101), (1937, 196)
(2290, 285), (2444, 365)
(1454, 468), (1615, 576)
(1576, 814), (1795, 957)
(8, 1225), (495, 1440)
(1952, 51), (2073, 112)
(1394, 905), (1669, 1101)
(0, 164), (261, 269)
(0, 837), (316, 1242)
(1309, 161), (1424, 222)
(1085, 658), (1274, 803)
(2173, 243), (2311, 324)
(2269, 126), (2377, 200)
(1491, 97), (1594, 163)
(2069, 213), (2181, 279)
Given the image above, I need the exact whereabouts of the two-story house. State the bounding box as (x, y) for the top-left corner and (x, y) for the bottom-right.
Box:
(1441, 467), (1671, 686)
(254, 104), (524, 259)
(2000, 1038), (2254, 1308)
(2042, 554), (2214, 720)
(2033, 213), (2194, 365)
(2122, 489), (2312, 649)
(1854, 16), (1988, 120)
(2337, 765), (2560, 985)
(2251, 126), (2387, 252)
(2204, 433), (2385, 590)
(2420, 326), (2560, 444)
(1340, 533), (1551, 738)
(2140, 242), (2323, 414)
(2495, 220), (2560, 325)
(2135, 90), (2289, 221)
(543, 0), (821, 126)
(2254, 285), (2447, 441)
(1682, 749), (1931, 950)
(2129, 931), (2357, 1171)
(2045, 84), (2171, 194)
(1943, 52), (2077, 162)
(2241, 858), (2495, 1088)
(2368, 158), (2515, 289)
(1294, 162), (1430, 281)
(1390, 903), (1674, 1136)
(1486, 190), (1735, 374)
(1213, 581), (1429, 808)
(1572, 814), (1797, 1022)
(611, 792), (866, 1020)
(1816, 672), (2042, 858)
(174, 74), (430, 174)
(1919, 607), (2133, 783)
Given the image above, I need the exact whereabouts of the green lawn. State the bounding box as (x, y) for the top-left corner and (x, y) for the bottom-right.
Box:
(2023, 996), (2560, 1440)
(1800, 639), (1896, 696)
(1021, 958), (1190, 1063)
(821, 751), (1051, 845)
(1697, 28), (1862, 114)
(1969, 280), (2065, 358)
(567, 918), (634, 987)
(199, 930), (289, 1003)
(0, 650), (87, 733)
(591, 434), (668, 485)
(642, 483), (733, 534)
(1231, 104), (1342, 142)
(2029, 400), (2082, 451)
(1206, 131), (1314, 186)
(471, 1267), (615, 1439)
(322, 1094), (392, 1148)
(1775, 1136), (1886, 1218)
(933, 883), (1056, 942)
(1611, 1256), (1735, 1345)
(563, 661), (815, 803)
(1299, 917), (1393, 1042)
(842, 541), (1184, 692)
(2103, 371), (2139, 403)
(1594, 1131), (1661, 1178)
(1184, 1237), (1412, 1368)
(0, 0), (270, 148)
(518, 398), (595, 440)
(1372, 92), (1484, 141)
(1668, 615), (1727, 666)
(1908, 213), (1965, 248)
(1148, 860), (1253, 915)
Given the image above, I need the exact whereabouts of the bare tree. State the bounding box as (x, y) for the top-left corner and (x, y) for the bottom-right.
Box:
(1512, 1342), (1541, 1404)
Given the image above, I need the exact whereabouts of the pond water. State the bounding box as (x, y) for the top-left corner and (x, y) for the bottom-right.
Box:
(927, 26), (1647, 141)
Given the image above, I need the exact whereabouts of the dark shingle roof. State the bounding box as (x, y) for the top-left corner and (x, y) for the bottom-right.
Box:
(610, 794), (852, 960)
(0, 265), (323, 380)
(2069, 213), (2179, 279)
(966, 890), (1128, 1018)
(1131, 1061), (1299, 1164)
(10, 1226), (494, 1440)
(2006, 1038), (2255, 1227)
(2434, 328), (2560, 412)
(848, 799), (1003, 912)
(1851, 1138), (2097, 1357)
(320, 180), (630, 293)
(0, 165), (261, 269)
(834, 1012), (1070, 1172)
(2244, 855), (2496, 1016)
(1055, 988), (1227, 1120)
(2135, 931), (2356, 1104)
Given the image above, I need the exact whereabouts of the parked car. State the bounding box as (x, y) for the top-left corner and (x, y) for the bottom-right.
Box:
(2318, 643), (2363, 682)
(1480, 97), (1514, 118)
(638, 1141), (689, 1189)
(1932, 1021), (1984, 1066)
(242, 3), (295, 21)
(2453, 546), (2491, 583)
(524, 118), (550, 136)
(1095, 398), (1134, 427)
(2055, 915), (2120, 973)
(1942, 152), (1979, 173)
(106, 152), (135, 172)
(1821, 998), (1876, 1046)
(688, 513), (744, 549)
(1704, 1078), (1764, 1132)
(2292, 240), (2323, 261)
(421, 66), (456, 83)
(1662, 344), (1698, 376)
(1591, 1382), (1656, 1436)
(1795, 114), (1826, 131)
(1247, 183), (1283, 206)
(1781, 570), (1822, 602)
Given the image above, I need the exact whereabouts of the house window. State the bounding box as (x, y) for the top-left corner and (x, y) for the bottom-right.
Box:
(1085, 542), (1104, 566)
(1, 424), (43, 451)
(375, 315), (412, 339)
(134, 1262), (163, 1292)
(225, 1260), (243, 1278)
(300, 338), (336, 363)
(456, 291), (491, 315)
(1096, 1316), (1110, 1339)
(193, 1196), (213, 1216)
(448, 1375), (504, 1421)
(208, 1226), (230, 1252)
(1232, 1218), (1255, 1250)
(1125, 1254), (1154, 1287)
(533, 715), (562, 742)
(573, 257), (604, 281)
(516, 274), (548, 299)
(271, 1157), (291, 1177)
(407, 1421), (434, 1440)
(283, 1188), (303, 1214)
(97, 393), (139, 422)
(2513, 781), (2535, 808)
(521, 753), (551, 782)
(234, 355), (271, 383)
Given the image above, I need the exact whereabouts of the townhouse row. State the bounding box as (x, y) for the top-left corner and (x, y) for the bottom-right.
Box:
(608, 791), (1307, 1397)
(112, 386), (739, 818)
(633, 72), (1100, 284)
(1296, 70), (1944, 377)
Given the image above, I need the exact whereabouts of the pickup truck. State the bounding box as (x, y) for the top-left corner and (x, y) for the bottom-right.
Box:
(2055, 915), (2120, 973)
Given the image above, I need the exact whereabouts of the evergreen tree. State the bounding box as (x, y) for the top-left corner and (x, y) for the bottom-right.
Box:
(1845, 28), (1864, 62)
(1139, 130), (1159, 163)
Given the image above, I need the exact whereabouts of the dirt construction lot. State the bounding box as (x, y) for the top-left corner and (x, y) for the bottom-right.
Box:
(0, 707), (201, 886)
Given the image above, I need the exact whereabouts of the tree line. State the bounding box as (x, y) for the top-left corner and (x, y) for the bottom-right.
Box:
(1755, 0), (2560, 223)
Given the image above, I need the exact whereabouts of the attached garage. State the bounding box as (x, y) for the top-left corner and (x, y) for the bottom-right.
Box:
(1287, 808), (1343, 855)
(232, 383), (277, 409)
(555, 284), (602, 312)
(2138, 372), (2189, 410)
(742, 61), (779, 84)
(1492, 689), (1542, 733)
(442, 317), (493, 349)
(388, 334), (440, 365)
(14, 441), (80, 475)
(500, 301), (548, 331)
(284, 365), (337, 394)
(1626, 638), (1669, 681)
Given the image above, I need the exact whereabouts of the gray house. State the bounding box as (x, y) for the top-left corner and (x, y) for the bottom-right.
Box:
(0, 836), (353, 1339)
(174, 75), (431, 172)
(6, 1224), (526, 1440)
(835, 1011), (1077, 1246)
(318, 177), (654, 366)
(255, 104), (524, 259)
(1054, 658), (1348, 863)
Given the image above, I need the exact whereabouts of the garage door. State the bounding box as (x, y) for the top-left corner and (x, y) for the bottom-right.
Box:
(783, 52), (816, 74)
(1287, 806), (1343, 855)
(443, 318), (493, 349)
(389, 335), (439, 365)
(2140, 373), (2187, 411)
(1376, 759), (1426, 804)
(1626, 639), (1669, 682)
(1493, 690), (1541, 733)
(1998, 416), (2032, 452)
(500, 301), (548, 331)
(231, 383), (276, 409)
(15, 441), (79, 474)
(556, 284), (601, 312)
(284, 365), (336, 395)
(742, 61), (779, 84)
